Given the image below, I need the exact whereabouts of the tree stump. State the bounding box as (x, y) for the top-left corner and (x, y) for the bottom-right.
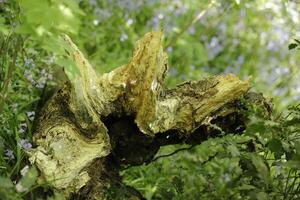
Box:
(28, 32), (257, 199)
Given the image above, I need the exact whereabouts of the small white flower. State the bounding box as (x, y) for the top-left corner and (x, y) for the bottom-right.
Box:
(16, 182), (27, 193)
(120, 33), (128, 42)
(93, 19), (99, 26)
(126, 18), (134, 26)
(20, 165), (29, 176)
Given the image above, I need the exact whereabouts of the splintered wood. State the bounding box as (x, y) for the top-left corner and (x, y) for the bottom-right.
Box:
(29, 32), (250, 198)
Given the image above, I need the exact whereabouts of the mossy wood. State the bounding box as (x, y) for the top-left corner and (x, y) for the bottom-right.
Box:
(29, 32), (254, 199)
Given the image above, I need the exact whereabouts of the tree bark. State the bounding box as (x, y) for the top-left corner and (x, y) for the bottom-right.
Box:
(28, 32), (267, 199)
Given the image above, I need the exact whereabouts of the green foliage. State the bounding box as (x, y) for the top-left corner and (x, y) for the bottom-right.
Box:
(288, 39), (300, 50)
(122, 104), (300, 199)
(0, 0), (300, 199)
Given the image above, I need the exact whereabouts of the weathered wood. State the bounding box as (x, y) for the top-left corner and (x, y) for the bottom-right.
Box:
(28, 32), (251, 199)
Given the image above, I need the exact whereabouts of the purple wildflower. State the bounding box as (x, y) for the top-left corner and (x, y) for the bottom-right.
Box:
(45, 55), (55, 65)
(24, 70), (36, 85)
(94, 8), (112, 20)
(167, 47), (173, 53)
(206, 36), (224, 60)
(19, 139), (32, 151)
(147, 16), (160, 29)
(35, 78), (46, 89)
(117, 0), (142, 11)
(89, 0), (97, 6)
(5, 149), (15, 160)
(126, 18), (134, 26)
(24, 58), (34, 67)
(187, 26), (196, 35)
(19, 123), (27, 134)
(26, 111), (35, 121)
(174, 5), (187, 16)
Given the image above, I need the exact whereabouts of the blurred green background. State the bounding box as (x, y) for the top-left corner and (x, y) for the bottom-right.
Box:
(0, 0), (300, 199)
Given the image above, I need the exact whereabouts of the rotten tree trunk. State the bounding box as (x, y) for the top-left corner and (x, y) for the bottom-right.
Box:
(28, 32), (257, 199)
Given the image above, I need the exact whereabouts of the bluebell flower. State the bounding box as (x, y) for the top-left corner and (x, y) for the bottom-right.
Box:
(126, 18), (134, 26)
(169, 68), (178, 76)
(173, 3), (187, 16)
(24, 58), (34, 67)
(167, 47), (173, 53)
(19, 139), (32, 151)
(206, 36), (224, 60)
(89, 0), (97, 6)
(117, 0), (142, 11)
(5, 149), (15, 160)
(94, 8), (112, 23)
(35, 78), (46, 89)
(24, 70), (36, 85)
(45, 55), (55, 65)
(19, 123), (27, 134)
(147, 16), (160, 29)
(187, 26), (196, 35)
(26, 111), (35, 121)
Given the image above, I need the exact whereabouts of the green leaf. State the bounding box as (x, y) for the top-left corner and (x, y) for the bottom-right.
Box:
(47, 192), (65, 200)
(42, 37), (65, 55)
(228, 144), (240, 157)
(0, 177), (14, 188)
(285, 160), (300, 170)
(251, 155), (270, 186)
(267, 138), (283, 159)
(18, 166), (38, 191)
(237, 184), (256, 191)
(246, 121), (266, 135)
(256, 192), (269, 200)
(288, 43), (298, 50)
(284, 117), (300, 126)
(56, 57), (80, 82)
(293, 141), (300, 156)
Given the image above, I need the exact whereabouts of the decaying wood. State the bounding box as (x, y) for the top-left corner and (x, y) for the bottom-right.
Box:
(28, 32), (253, 199)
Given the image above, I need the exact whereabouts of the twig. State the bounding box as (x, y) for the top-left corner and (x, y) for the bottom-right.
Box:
(164, 1), (216, 50)
(151, 145), (196, 163)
